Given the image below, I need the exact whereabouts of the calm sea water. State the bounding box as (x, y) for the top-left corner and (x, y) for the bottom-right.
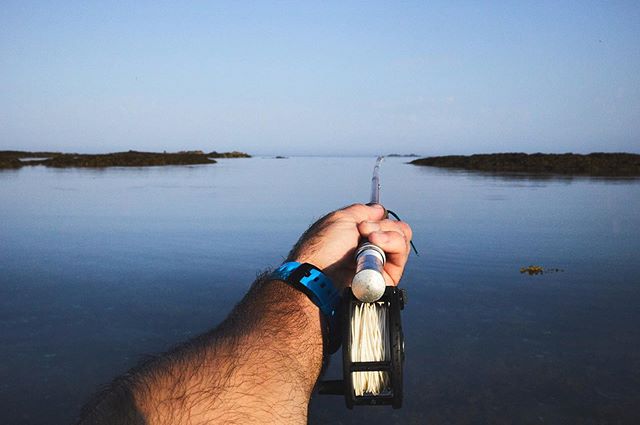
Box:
(1, 157), (639, 424)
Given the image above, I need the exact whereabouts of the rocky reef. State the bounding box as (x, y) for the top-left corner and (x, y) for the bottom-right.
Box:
(0, 157), (23, 168)
(41, 151), (215, 167)
(410, 153), (640, 177)
(207, 151), (251, 158)
(0, 150), (251, 168)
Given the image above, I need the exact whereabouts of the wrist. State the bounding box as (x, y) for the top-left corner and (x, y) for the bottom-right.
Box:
(290, 254), (351, 291)
(264, 278), (324, 323)
(270, 262), (342, 352)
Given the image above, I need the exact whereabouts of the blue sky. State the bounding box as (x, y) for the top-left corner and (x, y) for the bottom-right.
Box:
(1, 1), (639, 155)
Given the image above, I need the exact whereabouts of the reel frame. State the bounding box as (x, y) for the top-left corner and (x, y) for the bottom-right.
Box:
(319, 285), (406, 409)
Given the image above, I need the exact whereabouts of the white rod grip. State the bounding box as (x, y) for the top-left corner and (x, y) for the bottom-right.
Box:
(352, 243), (387, 303)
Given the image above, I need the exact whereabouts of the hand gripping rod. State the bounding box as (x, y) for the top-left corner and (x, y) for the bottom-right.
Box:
(351, 157), (387, 303)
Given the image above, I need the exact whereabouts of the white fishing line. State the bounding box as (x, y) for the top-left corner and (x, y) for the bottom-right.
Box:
(350, 301), (390, 396)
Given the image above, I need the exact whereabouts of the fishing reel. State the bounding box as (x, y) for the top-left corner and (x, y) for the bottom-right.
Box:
(319, 244), (407, 409)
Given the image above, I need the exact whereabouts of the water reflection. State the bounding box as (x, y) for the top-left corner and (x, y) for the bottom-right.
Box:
(1, 158), (639, 424)
(413, 164), (640, 183)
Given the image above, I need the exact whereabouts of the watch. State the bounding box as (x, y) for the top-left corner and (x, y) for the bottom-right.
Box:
(270, 261), (342, 351)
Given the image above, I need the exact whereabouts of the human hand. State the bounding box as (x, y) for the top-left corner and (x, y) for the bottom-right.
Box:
(287, 203), (412, 290)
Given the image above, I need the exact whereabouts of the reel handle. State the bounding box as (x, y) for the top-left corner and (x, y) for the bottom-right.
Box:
(351, 242), (387, 303)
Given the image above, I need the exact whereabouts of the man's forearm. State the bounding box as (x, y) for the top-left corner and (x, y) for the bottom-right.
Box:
(77, 204), (411, 425)
(78, 275), (324, 425)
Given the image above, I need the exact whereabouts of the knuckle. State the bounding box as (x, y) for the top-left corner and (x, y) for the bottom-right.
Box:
(341, 203), (373, 219)
(400, 222), (413, 240)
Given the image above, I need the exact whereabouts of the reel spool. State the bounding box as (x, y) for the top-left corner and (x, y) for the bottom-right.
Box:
(342, 285), (406, 408)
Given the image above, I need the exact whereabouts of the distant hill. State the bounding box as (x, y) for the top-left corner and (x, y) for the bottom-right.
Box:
(410, 153), (640, 177)
(387, 153), (420, 158)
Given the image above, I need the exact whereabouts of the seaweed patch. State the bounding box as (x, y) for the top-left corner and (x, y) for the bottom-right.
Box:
(520, 265), (564, 276)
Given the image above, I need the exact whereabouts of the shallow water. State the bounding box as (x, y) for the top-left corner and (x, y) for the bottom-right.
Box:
(1, 157), (639, 424)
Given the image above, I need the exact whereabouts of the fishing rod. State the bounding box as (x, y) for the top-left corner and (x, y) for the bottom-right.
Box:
(319, 156), (408, 409)
(352, 156), (387, 303)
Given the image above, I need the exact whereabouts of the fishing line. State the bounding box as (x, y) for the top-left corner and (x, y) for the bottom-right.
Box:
(350, 302), (390, 396)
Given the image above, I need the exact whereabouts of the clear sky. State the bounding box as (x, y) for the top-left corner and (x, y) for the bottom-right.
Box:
(1, 1), (639, 156)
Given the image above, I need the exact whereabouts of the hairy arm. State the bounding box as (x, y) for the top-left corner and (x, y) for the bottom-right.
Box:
(77, 203), (412, 425)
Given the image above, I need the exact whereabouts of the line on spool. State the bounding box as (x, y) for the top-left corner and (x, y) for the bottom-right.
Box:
(350, 302), (390, 396)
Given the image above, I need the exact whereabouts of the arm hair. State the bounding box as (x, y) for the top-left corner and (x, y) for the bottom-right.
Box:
(76, 272), (325, 425)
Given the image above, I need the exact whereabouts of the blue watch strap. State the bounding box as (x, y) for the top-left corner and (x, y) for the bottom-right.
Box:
(270, 262), (341, 321)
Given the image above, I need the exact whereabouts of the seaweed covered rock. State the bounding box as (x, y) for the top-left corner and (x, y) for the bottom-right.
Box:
(208, 151), (251, 158)
(41, 151), (216, 167)
(0, 151), (64, 168)
(520, 265), (545, 276)
(411, 153), (640, 177)
(1, 149), (254, 168)
(0, 157), (23, 169)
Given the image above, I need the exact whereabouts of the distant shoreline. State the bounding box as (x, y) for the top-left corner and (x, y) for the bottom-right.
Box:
(0, 150), (251, 169)
(410, 153), (640, 177)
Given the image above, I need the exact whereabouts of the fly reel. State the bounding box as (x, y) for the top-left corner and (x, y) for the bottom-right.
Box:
(319, 285), (406, 409)
(343, 285), (406, 408)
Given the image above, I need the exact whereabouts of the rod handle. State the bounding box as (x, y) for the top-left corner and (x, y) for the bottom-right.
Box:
(351, 242), (386, 303)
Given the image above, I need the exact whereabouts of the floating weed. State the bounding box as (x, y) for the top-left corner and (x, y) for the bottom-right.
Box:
(520, 266), (565, 276)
